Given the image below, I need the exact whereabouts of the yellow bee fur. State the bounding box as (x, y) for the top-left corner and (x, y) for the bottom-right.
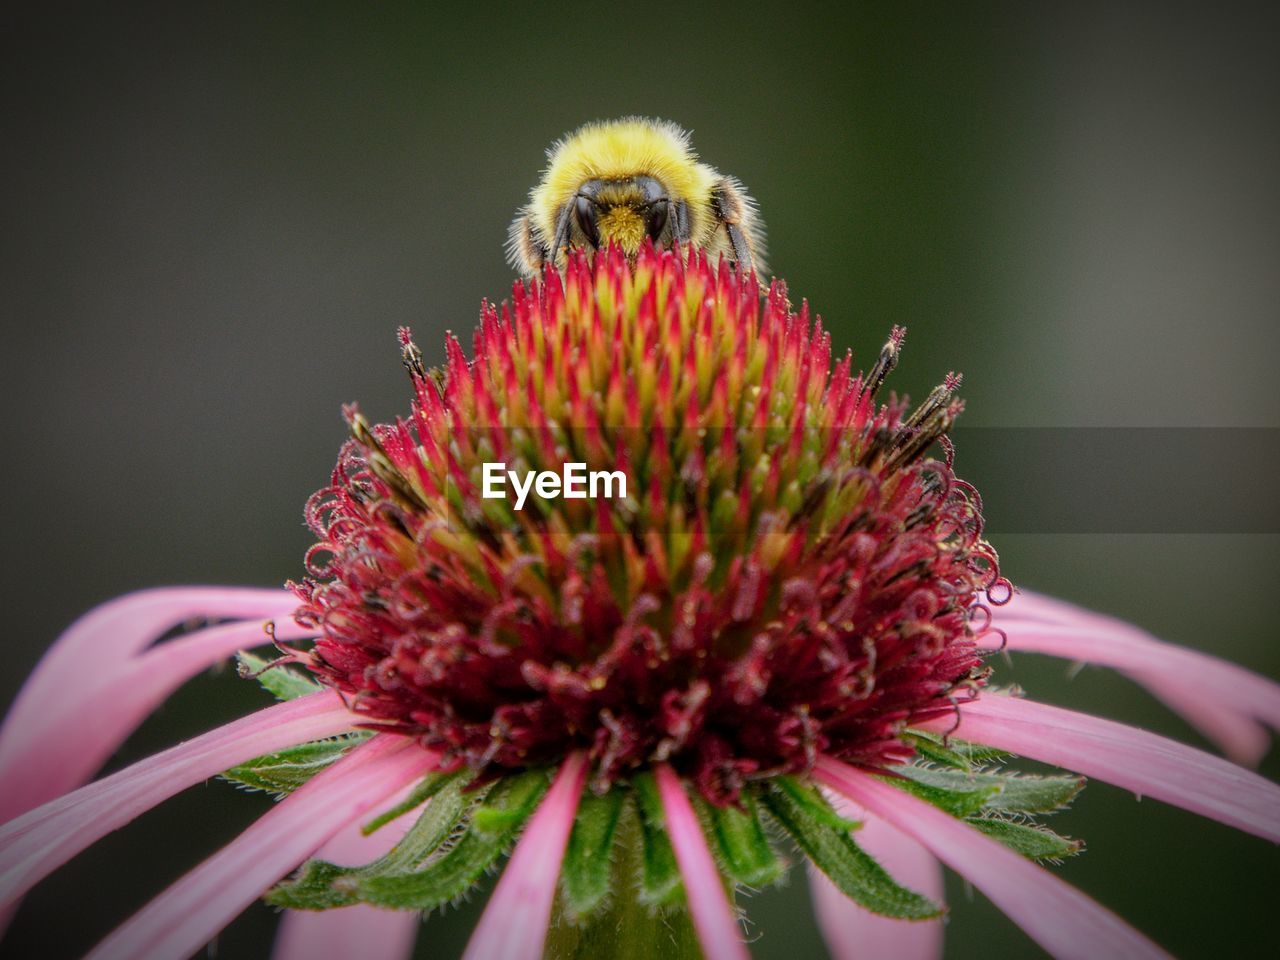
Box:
(508, 118), (766, 277)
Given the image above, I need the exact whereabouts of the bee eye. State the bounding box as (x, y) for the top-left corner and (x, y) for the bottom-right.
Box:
(646, 200), (669, 241)
(574, 196), (600, 248)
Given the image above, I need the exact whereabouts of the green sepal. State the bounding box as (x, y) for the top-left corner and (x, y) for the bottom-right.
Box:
(237, 650), (321, 701)
(904, 730), (1008, 768)
(897, 766), (1084, 815)
(884, 773), (1000, 818)
(220, 735), (370, 797)
(632, 772), (683, 908)
(949, 741), (1010, 765)
(762, 781), (943, 920)
(223, 650), (365, 796)
(353, 830), (501, 910)
(544, 811), (702, 959)
(772, 776), (861, 831)
(968, 818), (1083, 860)
(978, 773), (1084, 815)
(699, 791), (785, 888)
(903, 732), (972, 770)
(560, 787), (626, 920)
(355, 769), (552, 911)
(363, 769), (463, 835)
(267, 774), (472, 909)
(470, 769), (553, 835)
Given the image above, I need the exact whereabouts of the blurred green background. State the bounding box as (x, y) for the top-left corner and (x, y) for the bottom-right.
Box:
(1, 1), (1277, 957)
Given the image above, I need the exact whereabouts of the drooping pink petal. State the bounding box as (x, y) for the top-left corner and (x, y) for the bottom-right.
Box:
(86, 734), (436, 960)
(273, 892), (420, 960)
(0, 691), (356, 910)
(655, 764), (749, 960)
(2, 586), (295, 737)
(461, 753), (588, 960)
(808, 794), (944, 960)
(985, 589), (1280, 760)
(1137, 676), (1271, 766)
(934, 694), (1280, 842)
(273, 782), (421, 960)
(0, 617), (316, 823)
(816, 757), (1172, 960)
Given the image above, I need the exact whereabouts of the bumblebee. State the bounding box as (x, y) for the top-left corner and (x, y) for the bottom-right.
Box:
(507, 118), (766, 276)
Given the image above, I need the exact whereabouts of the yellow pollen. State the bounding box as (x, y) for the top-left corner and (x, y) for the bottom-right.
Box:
(597, 207), (646, 253)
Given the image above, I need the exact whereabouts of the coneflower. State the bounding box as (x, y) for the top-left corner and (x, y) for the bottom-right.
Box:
(1, 246), (1276, 960)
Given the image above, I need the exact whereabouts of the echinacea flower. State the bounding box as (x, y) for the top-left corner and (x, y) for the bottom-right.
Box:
(1, 245), (1277, 960)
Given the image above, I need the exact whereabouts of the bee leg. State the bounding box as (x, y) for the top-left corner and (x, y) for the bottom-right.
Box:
(672, 199), (692, 244)
(546, 199), (576, 271)
(710, 178), (755, 272)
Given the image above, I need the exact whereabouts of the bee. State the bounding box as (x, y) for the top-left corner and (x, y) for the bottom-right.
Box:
(507, 117), (766, 277)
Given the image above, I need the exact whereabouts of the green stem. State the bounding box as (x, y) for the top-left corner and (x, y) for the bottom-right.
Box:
(543, 809), (703, 960)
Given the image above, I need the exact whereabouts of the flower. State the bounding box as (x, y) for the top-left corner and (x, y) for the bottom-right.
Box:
(1, 246), (1277, 960)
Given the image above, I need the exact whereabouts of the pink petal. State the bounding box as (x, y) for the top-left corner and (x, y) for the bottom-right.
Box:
(816, 756), (1172, 960)
(3, 586), (295, 736)
(273, 784), (421, 960)
(935, 694), (1280, 842)
(0, 617), (315, 823)
(1137, 676), (1271, 766)
(462, 753), (588, 960)
(808, 795), (944, 960)
(273, 895), (419, 960)
(983, 590), (1280, 763)
(86, 734), (436, 960)
(273, 896), (419, 960)
(0, 691), (355, 910)
(654, 765), (749, 960)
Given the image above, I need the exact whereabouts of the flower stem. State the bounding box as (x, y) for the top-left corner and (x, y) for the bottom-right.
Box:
(542, 810), (703, 960)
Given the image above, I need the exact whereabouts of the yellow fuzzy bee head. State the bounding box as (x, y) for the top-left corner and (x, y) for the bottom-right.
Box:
(507, 117), (766, 276)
